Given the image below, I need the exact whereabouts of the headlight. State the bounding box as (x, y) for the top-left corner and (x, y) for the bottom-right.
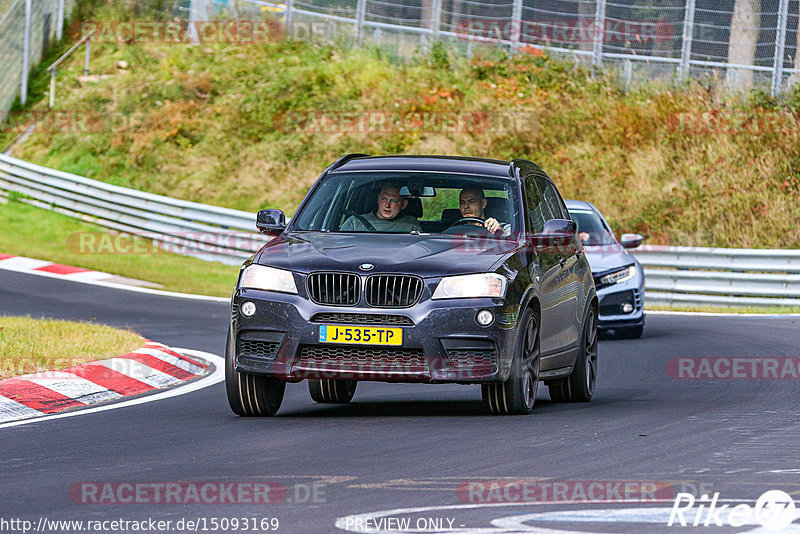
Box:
(432, 273), (507, 300)
(238, 265), (297, 294)
(599, 265), (636, 285)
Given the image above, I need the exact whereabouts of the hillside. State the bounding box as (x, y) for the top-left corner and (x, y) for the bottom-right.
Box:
(4, 26), (800, 248)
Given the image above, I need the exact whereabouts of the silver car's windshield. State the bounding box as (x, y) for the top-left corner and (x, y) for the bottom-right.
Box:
(292, 172), (520, 236)
(569, 210), (617, 246)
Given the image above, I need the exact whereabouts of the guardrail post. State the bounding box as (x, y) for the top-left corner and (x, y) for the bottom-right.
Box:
(592, 0), (606, 69)
(356, 0), (366, 45)
(771, 0), (790, 96)
(55, 0), (64, 41)
(680, 0), (695, 79)
(84, 36), (91, 75)
(49, 69), (56, 107)
(510, 0), (523, 52)
(20, 0), (32, 106)
(285, 0), (294, 38)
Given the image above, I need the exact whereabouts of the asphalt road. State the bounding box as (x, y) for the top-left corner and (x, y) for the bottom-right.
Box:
(1, 269), (799, 533)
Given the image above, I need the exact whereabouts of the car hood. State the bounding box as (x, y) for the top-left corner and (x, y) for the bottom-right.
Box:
(582, 243), (637, 274)
(254, 232), (519, 277)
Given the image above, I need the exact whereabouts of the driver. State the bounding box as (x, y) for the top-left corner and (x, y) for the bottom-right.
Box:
(341, 185), (420, 232)
(456, 188), (510, 236)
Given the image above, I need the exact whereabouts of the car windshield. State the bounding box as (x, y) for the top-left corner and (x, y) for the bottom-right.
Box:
(569, 209), (617, 246)
(291, 172), (520, 237)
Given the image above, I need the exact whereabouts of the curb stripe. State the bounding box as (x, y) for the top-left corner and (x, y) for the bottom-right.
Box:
(138, 348), (205, 376)
(97, 358), (182, 388)
(143, 342), (206, 368)
(0, 341), (209, 424)
(21, 373), (122, 405)
(0, 379), (85, 413)
(0, 253), (14, 260)
(66, 363), (156, 396)
(0, 396), (43, 419)
(120, 353), (196, 380)
(34, 264), (91, 275)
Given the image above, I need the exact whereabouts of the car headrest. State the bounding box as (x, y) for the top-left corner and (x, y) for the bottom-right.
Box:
(401, 197), (423, 218)
(441, 208), (461, 223)
(484, 197), (508, 222)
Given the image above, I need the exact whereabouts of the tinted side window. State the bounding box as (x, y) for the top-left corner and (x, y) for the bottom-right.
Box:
(524, 175), (546, 233)
(541, 181), (567, 220)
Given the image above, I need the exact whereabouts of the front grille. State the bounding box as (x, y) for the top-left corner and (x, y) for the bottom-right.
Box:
(310, 312), (414, 326)
(297, 345), (426, 373)
(365, 275), (423, 308)
(307, 272), (360, 306)
(445, 349), (497, 369)
(238, 339), (280, 360)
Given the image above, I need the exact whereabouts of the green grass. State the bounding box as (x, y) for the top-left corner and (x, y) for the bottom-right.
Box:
(0, 198), (240, 296)
(0, 315), (144, 378)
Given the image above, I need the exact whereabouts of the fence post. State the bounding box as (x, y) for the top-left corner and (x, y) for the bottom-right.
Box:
(84, 37), (90, 75)
(20, 0), (32, 106)
(511, 0), (523, 52)
(285, 0), (293, 38)
(356, 0), (366, 45)
(431, 0), (442, 41)
(592, 0), (606, 68)
(771, 0), (790, 96)
(680, 0), (695, 79)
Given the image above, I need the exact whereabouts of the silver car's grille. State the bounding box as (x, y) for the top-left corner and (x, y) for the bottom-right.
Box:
(365, 275), (423, 308)
(306, 272), (360, 306)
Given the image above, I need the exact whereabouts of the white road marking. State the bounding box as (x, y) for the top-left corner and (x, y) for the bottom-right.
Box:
(0, 257), (51, 270)
(0, 350), (223, 429)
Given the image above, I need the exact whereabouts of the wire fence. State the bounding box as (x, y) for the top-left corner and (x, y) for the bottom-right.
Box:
(220, 0), (800, 94)
(0, 0), (73, 112)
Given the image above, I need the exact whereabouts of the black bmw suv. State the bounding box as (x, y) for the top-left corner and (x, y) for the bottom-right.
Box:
(226, 155), (597, 415)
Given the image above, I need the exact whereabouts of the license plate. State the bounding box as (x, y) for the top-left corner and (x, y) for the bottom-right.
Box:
(318, 325), (402, 346)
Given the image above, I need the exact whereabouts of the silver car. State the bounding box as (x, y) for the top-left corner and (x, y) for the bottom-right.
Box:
(565, 200), (645, 339)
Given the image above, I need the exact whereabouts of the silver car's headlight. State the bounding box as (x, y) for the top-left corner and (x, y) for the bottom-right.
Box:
(239, 265), (297, 294)
(432, 273), (507, 300)
(599, 265), (636, 285)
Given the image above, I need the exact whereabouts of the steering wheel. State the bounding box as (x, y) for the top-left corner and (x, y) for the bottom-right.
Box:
(442, 216), (493, 236)
(342, 209), (377, 232)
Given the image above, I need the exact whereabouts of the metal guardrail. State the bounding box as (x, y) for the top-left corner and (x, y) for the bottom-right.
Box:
(0, 153), (798, 306)
(0, 153), (262, 265)
(632, 246), (800, 308)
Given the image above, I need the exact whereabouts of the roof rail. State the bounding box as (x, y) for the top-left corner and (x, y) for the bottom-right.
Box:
(329, 153), (369, 172)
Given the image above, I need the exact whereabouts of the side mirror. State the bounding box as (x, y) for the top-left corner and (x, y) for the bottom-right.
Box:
(256, 209), (286, 235)
(619, 233), (644, 249)
(532, 219), (576, 252)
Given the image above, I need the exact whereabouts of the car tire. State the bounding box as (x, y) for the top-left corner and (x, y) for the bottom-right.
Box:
(618, 324), (644, 339)
(308, 379), (357, 404)
(481, 308), (540, 415)
(225, 328), (286, 416)
(548, 306), (598, 403)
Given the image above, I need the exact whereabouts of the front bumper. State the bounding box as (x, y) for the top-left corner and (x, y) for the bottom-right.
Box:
(231, 288), (519, 383)
(596, 277), (645, 329)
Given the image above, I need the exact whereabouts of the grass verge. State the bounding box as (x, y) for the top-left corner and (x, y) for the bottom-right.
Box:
(0, 315), (143, 379)
(0, 198), (240, 297)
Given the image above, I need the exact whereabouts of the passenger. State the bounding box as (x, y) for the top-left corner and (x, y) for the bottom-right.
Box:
(340, 185), (420, 232)
(455, 188), (510, 236)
